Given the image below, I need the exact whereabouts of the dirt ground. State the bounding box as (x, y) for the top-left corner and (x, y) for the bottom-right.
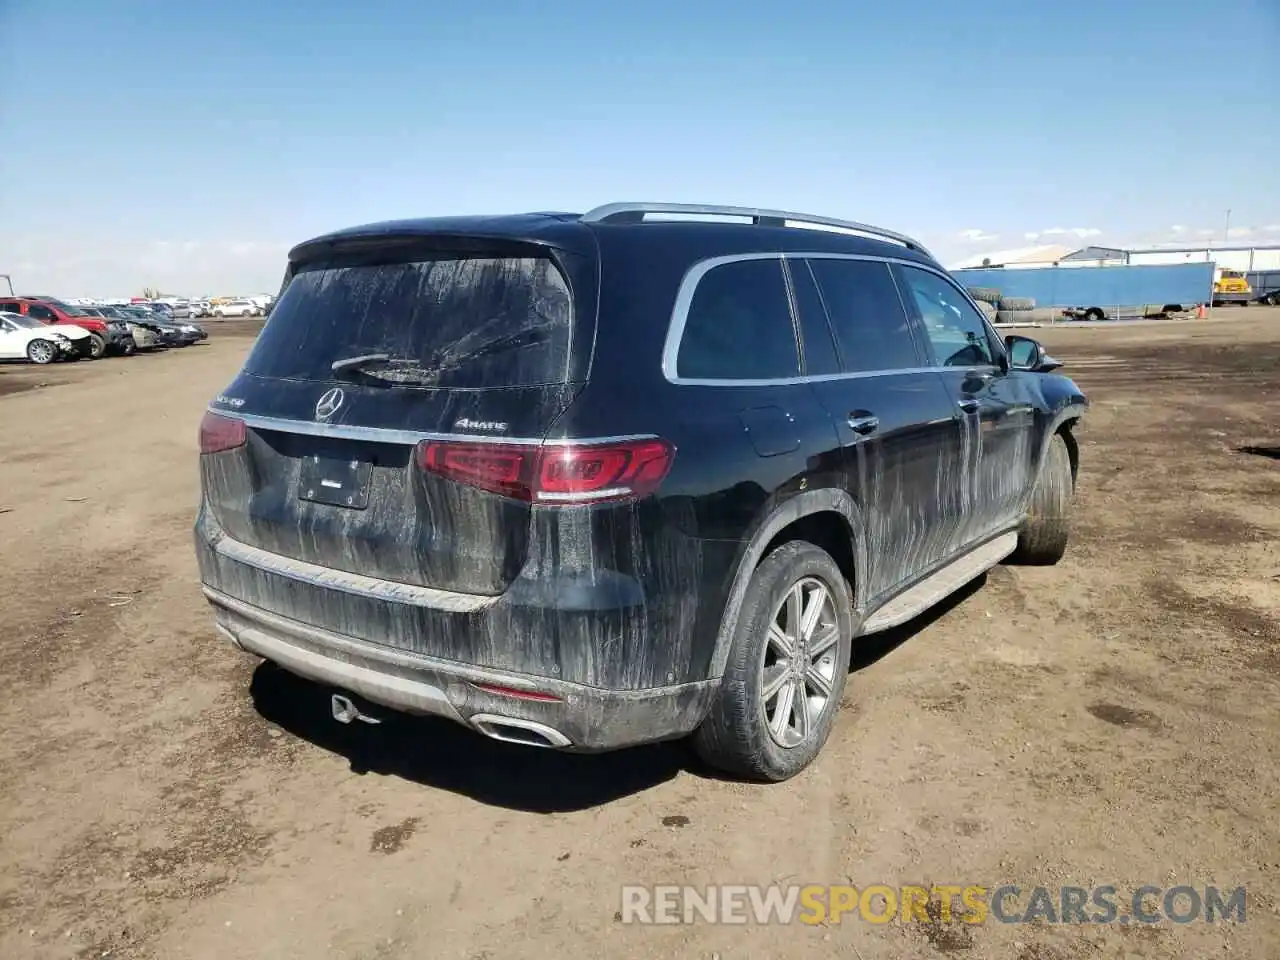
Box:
(1, 311), (1277, 960)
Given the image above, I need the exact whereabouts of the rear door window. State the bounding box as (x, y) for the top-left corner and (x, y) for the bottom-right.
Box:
(242, 256), (574, 388)
(806, 258), (922, 372)
(676, 258), (800, 380)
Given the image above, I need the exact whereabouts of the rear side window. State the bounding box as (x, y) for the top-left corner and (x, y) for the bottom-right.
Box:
(26, 304), (56, 321)
(677, 258), (799, 380)
(807, 258), (921, 372)
(242, 256), (573, 388)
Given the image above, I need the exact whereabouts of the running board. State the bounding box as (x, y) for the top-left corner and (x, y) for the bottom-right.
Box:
(859, 532), (1019, 635)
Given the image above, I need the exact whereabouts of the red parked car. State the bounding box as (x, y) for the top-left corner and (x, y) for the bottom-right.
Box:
(0, 296), (135, 358)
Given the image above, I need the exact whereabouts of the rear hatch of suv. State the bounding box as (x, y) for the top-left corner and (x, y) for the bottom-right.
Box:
(199, 230), (599, 598)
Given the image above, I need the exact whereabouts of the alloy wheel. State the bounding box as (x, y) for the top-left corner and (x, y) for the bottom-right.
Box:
(759, 576), (840, 748)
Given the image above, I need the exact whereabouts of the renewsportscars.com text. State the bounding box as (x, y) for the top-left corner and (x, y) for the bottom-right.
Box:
(620, 884), (1247, 926)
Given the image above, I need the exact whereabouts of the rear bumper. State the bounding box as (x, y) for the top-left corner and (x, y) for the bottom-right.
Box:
(194, 500), (717, 690)
(204, 585), (717, 751)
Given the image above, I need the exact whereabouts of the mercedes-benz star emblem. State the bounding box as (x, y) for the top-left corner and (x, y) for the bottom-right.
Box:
(315, 387), (345, 421)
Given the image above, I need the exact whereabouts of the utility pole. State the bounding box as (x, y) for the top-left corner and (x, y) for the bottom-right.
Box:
(1224, 209), (1231, 243)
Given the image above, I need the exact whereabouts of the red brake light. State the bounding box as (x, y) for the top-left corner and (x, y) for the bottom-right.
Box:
(536, 440), (674, 502)
(416, 438), (674, 505)
(418, 441), (531, 499)
(199, 411), (247, 454)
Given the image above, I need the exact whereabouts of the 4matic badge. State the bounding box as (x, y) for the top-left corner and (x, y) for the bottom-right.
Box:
(454, 418), (509, 433)
(315, 387), (345, 421)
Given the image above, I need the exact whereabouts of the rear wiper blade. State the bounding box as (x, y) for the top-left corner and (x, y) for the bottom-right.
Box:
(331, 353), (391, 374)
(331, 353), (442, 387)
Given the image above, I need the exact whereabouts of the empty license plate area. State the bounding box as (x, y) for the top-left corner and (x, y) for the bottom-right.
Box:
(298, 454), (374, 509)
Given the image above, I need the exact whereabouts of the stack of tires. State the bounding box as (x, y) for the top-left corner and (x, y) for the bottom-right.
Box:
(966, 287), (1035, 324)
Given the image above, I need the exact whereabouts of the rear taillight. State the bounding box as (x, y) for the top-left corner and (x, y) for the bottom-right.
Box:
(416, 438), (675, 505)
(199, 411), (247, 454)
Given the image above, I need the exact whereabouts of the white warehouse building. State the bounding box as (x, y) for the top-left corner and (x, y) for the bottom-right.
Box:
(1057, 244), (1280, 271)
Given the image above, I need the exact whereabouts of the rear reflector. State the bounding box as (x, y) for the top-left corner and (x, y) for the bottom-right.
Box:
(199, 411), (247, 454)
(416, 438), (674, 504)
(470, 682), (563, 703)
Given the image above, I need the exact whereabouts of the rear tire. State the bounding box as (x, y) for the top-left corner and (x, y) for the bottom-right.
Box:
(26, 339), (57, 364)
(121, 337), (137, 356)
(1011, 431), (1073, 565)
(693, 541), (853, 782)
(86, 332), (106, 359)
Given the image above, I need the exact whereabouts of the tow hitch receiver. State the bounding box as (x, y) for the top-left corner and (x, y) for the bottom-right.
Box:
(331, 693), (382, 725)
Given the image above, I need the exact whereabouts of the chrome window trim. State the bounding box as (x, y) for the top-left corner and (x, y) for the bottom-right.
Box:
(661, 251), (1004, 386)
(210, 410), (659, 448)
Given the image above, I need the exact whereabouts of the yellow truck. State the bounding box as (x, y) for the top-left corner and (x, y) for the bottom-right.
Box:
(1212, 268), (1253, 305)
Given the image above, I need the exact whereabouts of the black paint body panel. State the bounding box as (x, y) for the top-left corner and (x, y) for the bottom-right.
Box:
(196, 211), (1088, 728)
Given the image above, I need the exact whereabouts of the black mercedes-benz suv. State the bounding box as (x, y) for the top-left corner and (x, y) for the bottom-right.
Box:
(195, 202), (1087, 782)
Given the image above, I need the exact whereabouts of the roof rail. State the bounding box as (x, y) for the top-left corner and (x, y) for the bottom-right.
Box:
(579, 202), (932, 258)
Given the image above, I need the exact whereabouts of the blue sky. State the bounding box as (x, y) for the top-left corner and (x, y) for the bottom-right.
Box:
(1, 0), (1277, 295)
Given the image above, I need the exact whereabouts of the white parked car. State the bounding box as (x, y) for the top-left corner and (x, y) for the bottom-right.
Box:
(0, 311), (93, 364)
(213, 298), (260, 318)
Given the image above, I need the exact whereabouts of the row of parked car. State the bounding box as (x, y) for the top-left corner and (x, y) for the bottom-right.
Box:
(154, 297), (271, 319)
(0, 295), (209, 364)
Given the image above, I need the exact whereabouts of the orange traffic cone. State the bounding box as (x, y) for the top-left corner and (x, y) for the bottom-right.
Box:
(1196, 303), (1207, 319)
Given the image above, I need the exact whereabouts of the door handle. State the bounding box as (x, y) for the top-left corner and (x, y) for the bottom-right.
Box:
(957, 398), (980, 413)
(847, 414), (880, 435)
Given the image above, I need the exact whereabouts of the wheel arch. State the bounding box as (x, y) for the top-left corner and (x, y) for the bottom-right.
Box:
(1039, 405), (1085, 489)
(707, 488), (868, 679)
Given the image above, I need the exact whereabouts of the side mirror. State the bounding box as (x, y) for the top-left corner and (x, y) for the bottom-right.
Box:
(1005, 335), (1063, 373)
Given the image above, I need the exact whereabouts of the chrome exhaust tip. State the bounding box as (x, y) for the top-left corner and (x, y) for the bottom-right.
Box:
(470, 713), (571, 748)
(331, 693), (382, 725)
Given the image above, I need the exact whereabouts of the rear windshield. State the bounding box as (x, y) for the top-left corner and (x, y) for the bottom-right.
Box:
(242, 255), (573, 388)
